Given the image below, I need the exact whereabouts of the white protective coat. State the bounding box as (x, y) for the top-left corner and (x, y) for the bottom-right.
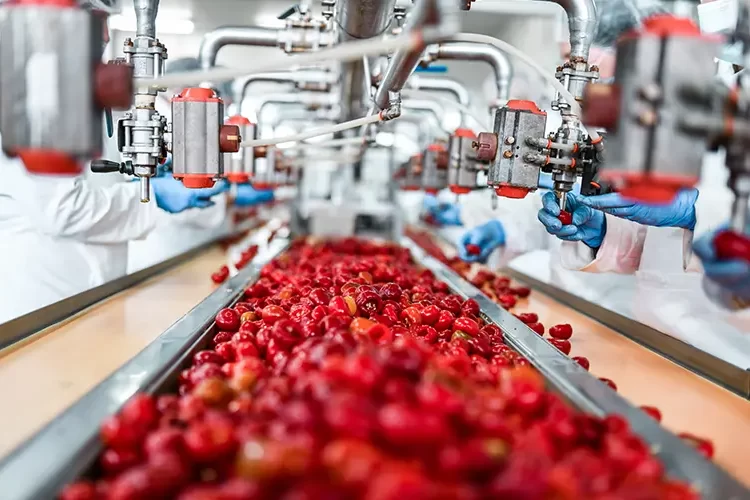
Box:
(0, 144), (159, 325)
(558, 149), (750, 368)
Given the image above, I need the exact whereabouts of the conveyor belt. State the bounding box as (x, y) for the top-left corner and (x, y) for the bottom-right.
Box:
(0, 236), (747, 498)
(0, 239), (290, 500)
(417, 226), (750, 486)
(402, 237), (750, 499)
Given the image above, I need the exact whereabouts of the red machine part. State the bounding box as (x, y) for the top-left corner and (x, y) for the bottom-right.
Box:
(595, 15), (710, 203)
(505, 99), (547, 116)
(495, 185), (530, 199)
(172, 88), (237, 188)
(223, 115), (251, 184)
(9, 0), (134, 176)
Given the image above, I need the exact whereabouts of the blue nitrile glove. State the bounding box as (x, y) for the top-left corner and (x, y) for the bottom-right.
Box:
(155, 156), (172, 178)
(693, 227), (750, 302)
(458, 220), (505, 262)
(578, 189), (699, 230)
(435, 204), (462, 226)
(423, 195), (462, 226)
(538, 191), (606, 248)
(236, 183), (274, 207)
(152, 177), (228, 214)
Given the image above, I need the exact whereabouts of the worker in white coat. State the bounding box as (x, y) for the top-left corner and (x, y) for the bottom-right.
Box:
(0, 1), (227, 325)
(537, 2), (750, 366)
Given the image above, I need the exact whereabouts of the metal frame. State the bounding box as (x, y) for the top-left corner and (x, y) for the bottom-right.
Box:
(0, 222), (265, 353)
(402, 237), (750, 498)
(0, 239), (290, 500)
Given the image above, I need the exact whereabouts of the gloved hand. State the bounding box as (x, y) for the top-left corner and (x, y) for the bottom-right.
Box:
(235, 183), (274, 207)
(578, 189), (698, 230)
(538, 191), (606, 248)
(423, 195), (461, 226)
(458, 220), (505, 262)
(693, 227), (750, 302)
(152, 177), (228, 214)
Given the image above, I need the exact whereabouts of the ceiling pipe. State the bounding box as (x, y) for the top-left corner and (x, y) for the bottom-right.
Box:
(406, 75), (470, 106)
(425, 41), (512, 106)
(335, 0), (398, 118)
(374, 0), (456, 111)
(198, 26), (280, 71)
(134, 0), (159, 38)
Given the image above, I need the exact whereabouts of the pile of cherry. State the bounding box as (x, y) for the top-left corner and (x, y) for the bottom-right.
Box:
(63, 238), (703, 500)
(406, 228), (715, 459)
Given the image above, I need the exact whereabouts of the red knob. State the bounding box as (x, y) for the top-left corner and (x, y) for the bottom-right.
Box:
(220, 125), (241, 153)
(558, 211), (573, 225)
(94, 63), (133, 110)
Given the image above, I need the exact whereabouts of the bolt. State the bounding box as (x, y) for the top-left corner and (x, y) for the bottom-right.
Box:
(503, 150), (513, 159)
(638, 110), (658, 126)
(639, 83), (662, 102)
(590, 65), (599, 73)
(505, 136), (515, 145)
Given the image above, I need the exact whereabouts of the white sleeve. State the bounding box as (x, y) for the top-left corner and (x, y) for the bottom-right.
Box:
(493, 192), (549, 262)
(9, 163), (158, 244)
(558, 215), (648, 274)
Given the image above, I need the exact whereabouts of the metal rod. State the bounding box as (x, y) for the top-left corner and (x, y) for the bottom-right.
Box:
(139, 176), (150, 203)
(401, 236), (750, 498)
(544, 0), (598, 61)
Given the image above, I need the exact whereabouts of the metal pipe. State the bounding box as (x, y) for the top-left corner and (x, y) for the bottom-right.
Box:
(374, 0), (451, 110)
(406, 74), (470, 106)
(402, 98), (449, 133)
(134, 0), (159, 39)
(336, 0), (398, 118)
(198, 26), (280, 71)
(234, 71), (338, 106)
(546, 0), (598, 61)
(431, 41), (512, 104)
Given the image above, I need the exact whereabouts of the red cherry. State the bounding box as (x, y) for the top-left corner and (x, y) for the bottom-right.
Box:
(107, 466), (158, 500)
(511, 286), (531, 298)
(573, 356), (590, 371)
(59, 482), (97, 500)
(558, 210), (573, 225)
(211, 266), (229, 284)
(514, 313), (538, 324)
(215, 308), (241, 331)
(235, 342), (260, 359)
(192, 350), (224, 367)
(640, 406), (662, 422)
(262, 305), (288, 325)
(465, 244), (481, 256)
(599, 378), (617, 391)
(212, 331), (233, 346)
(100, 415), (142, 450)
(215, 342), (236, 362)
(527, 322), (545, 335)
(400, 306), (422, 326)
(120, 394), (158, 431)
(548, 338), (571, 355)
(498, 294), (517, 309)
(549, 324), (573, 340)
(421, 304), (441, 325)
(714, 230), (750, 262)
(144, 428), (184, 457)
(100, 448), (141, 476)
(434, 310), (455, 331)
(453, 317), (480, 337)
(184, 421), (237, 463)
(678, 433), (714, 459)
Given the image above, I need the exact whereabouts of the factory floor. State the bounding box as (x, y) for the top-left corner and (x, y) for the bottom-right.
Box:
(0, 241), (749, 487)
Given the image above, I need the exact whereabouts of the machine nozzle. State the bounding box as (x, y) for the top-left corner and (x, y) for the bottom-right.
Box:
(134, 0), (159, 39)
(140, 176), (151, 203)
